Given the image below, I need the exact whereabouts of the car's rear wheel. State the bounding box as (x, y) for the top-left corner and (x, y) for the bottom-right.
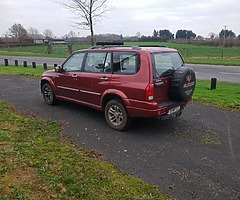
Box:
(42, 83), (56, 105)
(105, 99), (131, 131)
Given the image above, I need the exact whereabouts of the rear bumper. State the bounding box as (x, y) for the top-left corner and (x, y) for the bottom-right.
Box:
(126, 99), (190, 118)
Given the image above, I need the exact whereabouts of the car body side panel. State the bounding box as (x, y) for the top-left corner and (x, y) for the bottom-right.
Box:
(54, 72), (81, 100)
(78, 72), (112, 106)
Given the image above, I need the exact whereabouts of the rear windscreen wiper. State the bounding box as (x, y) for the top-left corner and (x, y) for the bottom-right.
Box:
(160, 68), (175, 78)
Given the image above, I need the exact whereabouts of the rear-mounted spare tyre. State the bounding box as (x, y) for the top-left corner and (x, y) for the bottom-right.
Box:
(170, 67), (196, 101)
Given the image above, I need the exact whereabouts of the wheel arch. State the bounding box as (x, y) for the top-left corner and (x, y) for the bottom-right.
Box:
(101, 90), (130, 111)
(41, 78), (56, 94)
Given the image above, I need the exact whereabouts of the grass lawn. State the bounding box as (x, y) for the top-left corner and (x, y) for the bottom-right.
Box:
(0, 65), (48, 78)
(193, 80), (240, 112)
(0, 100), (168, 199)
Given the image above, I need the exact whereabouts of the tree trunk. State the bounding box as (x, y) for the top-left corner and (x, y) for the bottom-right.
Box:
(90, 0), (94, 46)
(90, 25), (94, 46)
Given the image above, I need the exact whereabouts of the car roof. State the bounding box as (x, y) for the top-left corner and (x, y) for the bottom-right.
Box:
(74, 45), (178, 54)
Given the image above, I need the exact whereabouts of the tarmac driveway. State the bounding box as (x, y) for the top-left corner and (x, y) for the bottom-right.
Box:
(0, 75), (240, 200)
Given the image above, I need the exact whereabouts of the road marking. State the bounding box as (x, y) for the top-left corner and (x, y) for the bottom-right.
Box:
(219, 72), (240, 76)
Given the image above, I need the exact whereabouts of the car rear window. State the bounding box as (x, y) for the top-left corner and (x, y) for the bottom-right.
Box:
(151, 52), (184, 78)
(83, 52), (112, 73)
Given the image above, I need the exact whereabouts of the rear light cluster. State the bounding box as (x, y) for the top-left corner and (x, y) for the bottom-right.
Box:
(146, 84), (154, 101)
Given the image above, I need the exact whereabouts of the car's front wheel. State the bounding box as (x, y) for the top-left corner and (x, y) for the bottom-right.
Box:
(42, 83), (57, 105)
(105, 99), (131, 131)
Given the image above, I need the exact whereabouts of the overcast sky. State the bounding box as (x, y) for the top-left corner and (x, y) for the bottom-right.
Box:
(1, 0), (240, 38)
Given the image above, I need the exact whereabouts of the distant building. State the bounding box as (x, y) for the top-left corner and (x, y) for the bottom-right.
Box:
(29, 34), (47, 43)
(49, 39), (66, 44)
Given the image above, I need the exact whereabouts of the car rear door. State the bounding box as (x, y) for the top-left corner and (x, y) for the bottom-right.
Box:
(151, 52), (184, 103)
(78, 51), (112, 107)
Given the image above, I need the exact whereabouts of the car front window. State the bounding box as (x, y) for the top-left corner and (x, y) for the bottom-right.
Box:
(63, 53), (84, 72)
(151, 52), (184, 78)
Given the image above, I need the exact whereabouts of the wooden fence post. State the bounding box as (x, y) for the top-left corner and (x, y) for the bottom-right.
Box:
(43, 63), (47, 69)
(4, 59), (8, 66)
(210, 78), (217, 90)
(68, 44), (73, 54)
(47, 44), (53, 54)
(23, 61), (27, 67)
(15, 60), (18, 66)
(32, 62), (36, 68)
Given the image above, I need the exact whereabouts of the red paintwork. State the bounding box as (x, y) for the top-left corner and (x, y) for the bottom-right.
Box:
(41, 46), (189, 118)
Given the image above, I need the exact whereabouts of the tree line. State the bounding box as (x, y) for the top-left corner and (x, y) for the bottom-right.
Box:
(5, 23), (56, 40)
(2, 22), (240, 48)
(142, 28), (239, 41)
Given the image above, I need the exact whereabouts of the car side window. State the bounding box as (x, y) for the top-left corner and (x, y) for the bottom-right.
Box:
(113, 52), (139, 74)
(84, 52), (111, 73)
(63, 53), (84, 72)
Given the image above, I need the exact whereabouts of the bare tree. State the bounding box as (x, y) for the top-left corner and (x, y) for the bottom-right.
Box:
(9, 23), (29, 42)
(28, 27), (39, 35)
(43, 29), (54, 39)
(136, 32), (141, 38)
(208, 32), (217, 40)
(58, 0), (110, 46)
(68, 30), (77, 38)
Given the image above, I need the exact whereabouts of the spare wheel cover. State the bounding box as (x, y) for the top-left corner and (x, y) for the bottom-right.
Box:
(170, 67), (196, 101)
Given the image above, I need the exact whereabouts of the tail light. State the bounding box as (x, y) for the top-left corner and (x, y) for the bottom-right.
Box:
(146, 84), (154, 101)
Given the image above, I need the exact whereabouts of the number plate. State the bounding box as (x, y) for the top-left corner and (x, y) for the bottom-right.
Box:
(167, 106), (180, 115)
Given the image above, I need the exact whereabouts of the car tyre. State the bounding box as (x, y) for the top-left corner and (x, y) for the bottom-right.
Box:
(42, 83), (57, 105)
(105, 99), (131, 131)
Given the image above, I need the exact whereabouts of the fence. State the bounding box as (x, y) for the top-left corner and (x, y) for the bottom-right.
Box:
(47, 44), (73, 54)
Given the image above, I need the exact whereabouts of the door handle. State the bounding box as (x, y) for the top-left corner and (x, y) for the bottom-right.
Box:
(100, 77), (108, 81)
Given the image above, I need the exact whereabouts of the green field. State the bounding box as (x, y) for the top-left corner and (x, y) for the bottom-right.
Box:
(1, 42), (240, 66)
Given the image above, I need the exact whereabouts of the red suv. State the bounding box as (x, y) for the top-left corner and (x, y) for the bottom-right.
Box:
(41, 42), (196, 131)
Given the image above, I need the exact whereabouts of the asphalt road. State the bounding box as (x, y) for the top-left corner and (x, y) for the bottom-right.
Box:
(0, 75), (240, 200)
(1, 55), (240, 83)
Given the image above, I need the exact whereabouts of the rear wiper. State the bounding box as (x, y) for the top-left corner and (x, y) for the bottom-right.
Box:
(160, 68), (175, 78)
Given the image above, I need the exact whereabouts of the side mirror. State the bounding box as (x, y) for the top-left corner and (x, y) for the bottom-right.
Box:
(54, 66), (63, 73)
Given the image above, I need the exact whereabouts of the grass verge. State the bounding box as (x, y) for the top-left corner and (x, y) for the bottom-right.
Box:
(184, 57), (240, 66)
(0, 100), (168, 199)
(0, 65), (48, 78)
(193, 80), (240, 112)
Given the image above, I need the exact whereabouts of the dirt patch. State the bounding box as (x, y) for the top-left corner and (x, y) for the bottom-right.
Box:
(1, 167), (58, 199)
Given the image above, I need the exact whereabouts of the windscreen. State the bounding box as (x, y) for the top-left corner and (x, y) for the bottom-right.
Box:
(151, 52), (184, 78)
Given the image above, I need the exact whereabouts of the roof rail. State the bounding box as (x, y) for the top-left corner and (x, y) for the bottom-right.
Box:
(131, 46), (141, 50)
(95, 41), (124, 46)
(139, 45), (167, 48)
